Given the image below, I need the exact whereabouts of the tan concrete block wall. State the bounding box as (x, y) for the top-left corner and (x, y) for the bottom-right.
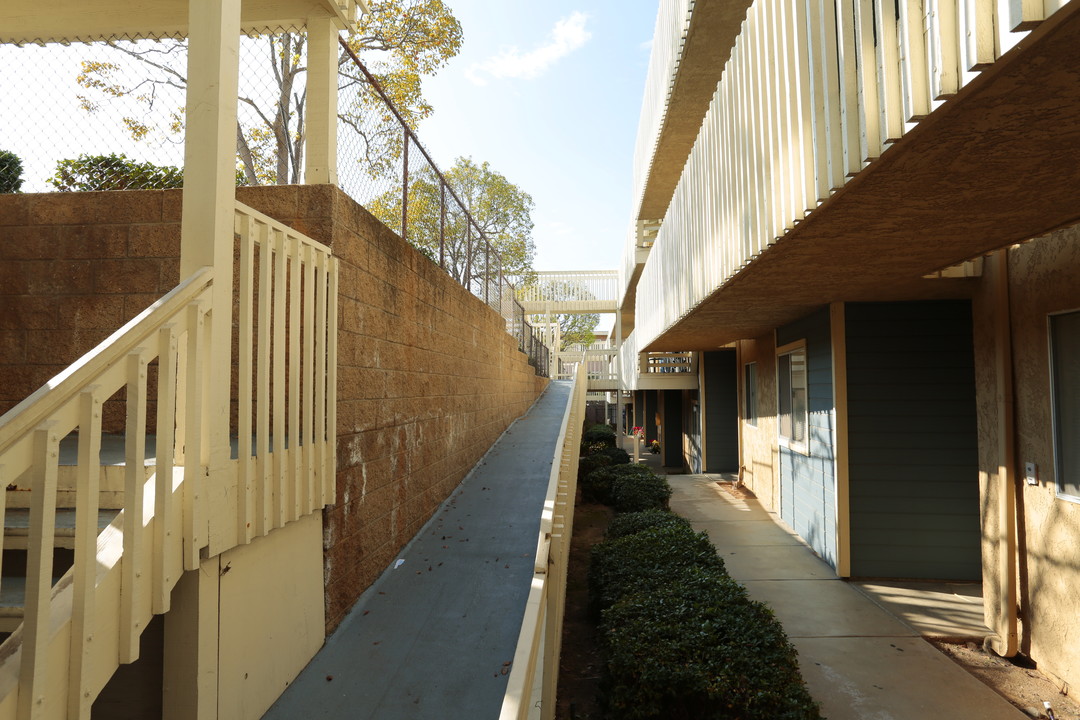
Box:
(0, 186), (548, 634)
(972, 226), (1080, 689)
(0, 190), (183, 431)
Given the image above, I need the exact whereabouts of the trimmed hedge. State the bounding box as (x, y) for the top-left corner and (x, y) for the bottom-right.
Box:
(581, 423), (616, 452)
(580, 464), (656, 505)
(589, 523), (724, 614)
(577, 453), (613, 484)
(611, 471), (672, 513)
(589, 515), (822, 720)
(606, 508), (690, 540)
(598, 447), (630, 465)
(602, 577), (820, 719)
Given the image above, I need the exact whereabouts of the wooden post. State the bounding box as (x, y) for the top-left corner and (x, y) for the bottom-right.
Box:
(304, 16), (340, 185)
(181, 0), (242, 557)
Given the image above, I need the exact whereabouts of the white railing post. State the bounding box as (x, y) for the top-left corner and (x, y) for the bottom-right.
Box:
(182, 0), (241, 556)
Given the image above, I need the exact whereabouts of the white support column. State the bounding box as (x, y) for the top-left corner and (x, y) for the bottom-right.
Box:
(181, 0), (241, 555)
(305, 16), (340, 185)
(615, 313), (624, 438)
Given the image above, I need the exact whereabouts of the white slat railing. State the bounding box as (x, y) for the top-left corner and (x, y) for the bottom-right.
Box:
(500, 365), (586, 720)
(234, 201), (339, 545)
(0, 202), (338, 719)
(517, 271), (620, 315)
(633, 0), (1071, 349)
(631, 0), (694, 212)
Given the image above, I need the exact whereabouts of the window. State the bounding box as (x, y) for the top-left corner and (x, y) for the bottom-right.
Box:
(1051, 310), (1080, 500)
(777, 342), (808, 451)
(744, 362), (758, 426)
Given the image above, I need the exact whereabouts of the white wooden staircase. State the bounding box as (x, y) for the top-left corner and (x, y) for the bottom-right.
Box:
(0, 203), (338, 719)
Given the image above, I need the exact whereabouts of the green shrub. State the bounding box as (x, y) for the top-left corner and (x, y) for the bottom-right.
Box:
(598, 446), (630, 465)
(606, 508), (690, 540)
(0, 150), (23, 193)
(590, 513), (822, 720)
(49, 153), (185, 192)
(581, 463), (655, 505)
(589, 523), (724, 615)
(602, 577), (821, 719)
(611, 471), (672, 513)
(577, 453), (613, 486)
(581, 423), (616, 452)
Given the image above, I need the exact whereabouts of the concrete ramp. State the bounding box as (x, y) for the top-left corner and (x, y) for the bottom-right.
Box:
(264, 381), (574, 720)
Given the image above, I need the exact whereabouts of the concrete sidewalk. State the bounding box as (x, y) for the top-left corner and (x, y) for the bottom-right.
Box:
(668, 475), (1025, 720)
(264, 381), (573, 720)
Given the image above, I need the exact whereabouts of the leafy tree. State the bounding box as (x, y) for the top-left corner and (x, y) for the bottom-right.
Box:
(556, 312), (600, 350)
(75, 0), (463, 185)
(0, 150), (23, 193)
(49, 154), (185, 191)
(368, 156), (537, 286)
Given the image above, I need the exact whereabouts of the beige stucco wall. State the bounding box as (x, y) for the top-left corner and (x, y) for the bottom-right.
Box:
(737, 335), (778, 511)
(972, 225), (1080, 688)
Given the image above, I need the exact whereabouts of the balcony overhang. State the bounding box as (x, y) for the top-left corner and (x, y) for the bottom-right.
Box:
(635, 374), (698, 391)
(1, 0), (363, 43)
(644, 5), (1080, 352)
(636, 0), (753, 222)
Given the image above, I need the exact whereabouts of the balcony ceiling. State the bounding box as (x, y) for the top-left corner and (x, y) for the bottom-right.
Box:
(645, 6), (1080, 352)
(637, 0), (753, 222)
(0, 0), (354, 43)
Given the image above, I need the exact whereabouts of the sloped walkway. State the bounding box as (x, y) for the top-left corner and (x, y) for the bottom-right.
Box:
(668, 475), (1025, 720)
(264, 381), (573, 720)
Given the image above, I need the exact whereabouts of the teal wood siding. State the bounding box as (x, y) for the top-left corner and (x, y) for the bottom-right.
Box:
(846, 300), (980, 580)
(777, 308), (837, 569)
(703, 350), (739, 472)
(662, 390), (684, 468)
(644, 391), (659, 443)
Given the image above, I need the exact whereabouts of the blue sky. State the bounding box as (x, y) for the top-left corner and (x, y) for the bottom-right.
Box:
(411, 2), (659, 272)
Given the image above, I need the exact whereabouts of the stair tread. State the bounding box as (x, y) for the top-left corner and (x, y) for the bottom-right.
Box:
(0, 576), (66, 613)
(4, 508), (119, 535)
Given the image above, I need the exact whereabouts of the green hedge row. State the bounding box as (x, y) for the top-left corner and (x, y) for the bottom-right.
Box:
(580, 464), (671, 512)
(588, 512), (822, 720)
(581, 423), (617, 453)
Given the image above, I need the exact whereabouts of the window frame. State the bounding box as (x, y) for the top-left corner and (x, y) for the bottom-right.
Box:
(776, 340), (809, 455)
(744, 361), (758, 427)
(1049, 308), (1080, 503)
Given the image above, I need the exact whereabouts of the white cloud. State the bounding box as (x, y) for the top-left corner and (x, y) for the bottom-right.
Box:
(467, 12), (592, 86)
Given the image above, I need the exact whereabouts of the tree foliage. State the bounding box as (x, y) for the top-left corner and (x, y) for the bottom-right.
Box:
(0, 150), (23, 193)
(368, 156), (537, 286)
(557, 313), (600, 350)
(76, 0), (463, 185)
(48, 154), (185, 191)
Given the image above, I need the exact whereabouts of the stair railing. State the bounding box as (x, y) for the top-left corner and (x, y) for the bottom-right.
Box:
(0, 201), (338, 719)
(233, 201), (339, 545)
(0, 266), (214, 719)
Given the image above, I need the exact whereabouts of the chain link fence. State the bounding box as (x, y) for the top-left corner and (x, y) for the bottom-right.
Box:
(0, 30), (550, 376)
